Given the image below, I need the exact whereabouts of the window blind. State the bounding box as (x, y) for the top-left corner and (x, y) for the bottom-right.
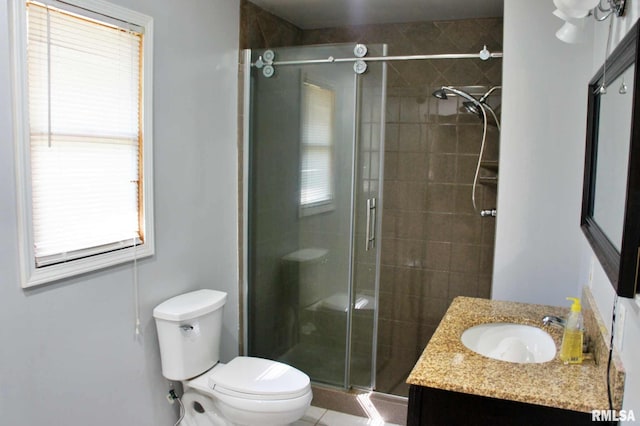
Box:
(300, 82), (334, 206)
(26, 2), (143, 267)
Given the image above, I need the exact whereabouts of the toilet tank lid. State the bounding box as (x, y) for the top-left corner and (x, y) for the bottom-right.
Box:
(153, 289), (227, 322)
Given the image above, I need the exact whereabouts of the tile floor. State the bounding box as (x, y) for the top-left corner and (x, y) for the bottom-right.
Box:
(293, 406), (402, 426)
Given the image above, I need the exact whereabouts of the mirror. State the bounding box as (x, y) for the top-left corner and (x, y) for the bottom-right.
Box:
(581, 22), (640, 298)
(592, 65), (633, 251)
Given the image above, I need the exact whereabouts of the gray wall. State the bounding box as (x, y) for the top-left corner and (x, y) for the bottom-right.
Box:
(498, 0), (639, 415)
(0, 0), (240, 425)
(493, 0), (592, 305)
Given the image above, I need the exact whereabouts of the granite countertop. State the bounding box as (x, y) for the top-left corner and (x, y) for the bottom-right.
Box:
(406, 296), (624, 413)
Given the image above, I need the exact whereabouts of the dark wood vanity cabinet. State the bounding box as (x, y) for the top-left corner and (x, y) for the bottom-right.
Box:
(407, 385), (599, 426)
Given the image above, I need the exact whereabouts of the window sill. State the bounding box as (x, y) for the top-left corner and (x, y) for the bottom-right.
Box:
(21, 243), (153, 288)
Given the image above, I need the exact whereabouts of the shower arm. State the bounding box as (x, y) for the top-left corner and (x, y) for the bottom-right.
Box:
(478, 86), (502, 104)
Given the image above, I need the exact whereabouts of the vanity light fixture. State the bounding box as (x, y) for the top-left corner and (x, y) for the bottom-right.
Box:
(553, 0), (626, 43)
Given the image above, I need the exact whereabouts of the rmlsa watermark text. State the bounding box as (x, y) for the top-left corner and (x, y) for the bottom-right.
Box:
(592, 410), (636, 422)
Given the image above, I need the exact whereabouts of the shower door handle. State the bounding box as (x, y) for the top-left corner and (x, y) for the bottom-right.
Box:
(365, 198), (376, 251)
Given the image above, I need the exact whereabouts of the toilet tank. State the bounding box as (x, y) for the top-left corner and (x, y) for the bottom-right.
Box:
(153, 289), (227, 381)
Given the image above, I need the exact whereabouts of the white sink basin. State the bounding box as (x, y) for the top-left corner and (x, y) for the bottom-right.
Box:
(461, 323), (556, 363)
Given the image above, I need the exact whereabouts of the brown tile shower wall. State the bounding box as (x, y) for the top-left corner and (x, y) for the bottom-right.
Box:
(239, 0), (302, 49)
(301, 19), (502, 88)
(239, 1), (502, 396)
(379, 88), (500, 395)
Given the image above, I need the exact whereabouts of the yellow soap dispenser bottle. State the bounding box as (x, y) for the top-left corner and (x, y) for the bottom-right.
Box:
(560, 297), (584, 364)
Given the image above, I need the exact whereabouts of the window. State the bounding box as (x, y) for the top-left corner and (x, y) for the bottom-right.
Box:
(299, 80), (335, 216)
(11, 0), (154, 287)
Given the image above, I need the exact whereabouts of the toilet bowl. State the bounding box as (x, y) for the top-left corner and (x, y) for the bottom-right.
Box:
(154, 290), (312, 426)
(183, 357), (312, 426)
(179, 391), (228, 426)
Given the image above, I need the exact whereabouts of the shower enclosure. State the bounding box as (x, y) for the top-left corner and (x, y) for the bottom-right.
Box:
(243, 29), (502, 398)
(245, 43), (387, 389)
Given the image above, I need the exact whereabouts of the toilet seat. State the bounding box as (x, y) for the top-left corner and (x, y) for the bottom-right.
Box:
(208, 356), (310, 400)
(183, 357), (312, 425)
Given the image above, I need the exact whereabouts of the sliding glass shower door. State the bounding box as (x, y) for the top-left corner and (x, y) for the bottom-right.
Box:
(247, 43), (386, 389)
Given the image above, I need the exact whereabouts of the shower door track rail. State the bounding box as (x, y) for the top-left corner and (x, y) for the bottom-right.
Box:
(251, 51), (503, 68)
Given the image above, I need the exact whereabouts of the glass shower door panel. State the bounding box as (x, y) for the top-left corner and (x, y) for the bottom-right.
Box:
(248, 44), (358, 387)
(349, 45), (386, 389)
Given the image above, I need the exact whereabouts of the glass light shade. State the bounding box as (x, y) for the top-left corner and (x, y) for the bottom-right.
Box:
(556, 21), (586, 43)
(553, 0), (595, 18)
(553, 8), (572, 21)
(553, 7), (587, 25)
(560, 0), (600, 8)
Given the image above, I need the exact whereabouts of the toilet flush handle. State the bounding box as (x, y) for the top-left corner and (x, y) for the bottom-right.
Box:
(180, 325), (194, 331)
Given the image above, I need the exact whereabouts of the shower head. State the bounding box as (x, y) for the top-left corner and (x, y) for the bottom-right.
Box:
(462, 101), (478, 114)
(432, 88), (448, 100)
(432, 86), (482, 108)
(465, 100), (501, 130)
(434, 86), (502, 125)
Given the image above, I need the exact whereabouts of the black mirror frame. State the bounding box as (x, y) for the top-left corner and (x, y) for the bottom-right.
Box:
(582, 21), (640, 298)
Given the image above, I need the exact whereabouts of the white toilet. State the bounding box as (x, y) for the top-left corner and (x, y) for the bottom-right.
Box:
(153, 289), (312, 426)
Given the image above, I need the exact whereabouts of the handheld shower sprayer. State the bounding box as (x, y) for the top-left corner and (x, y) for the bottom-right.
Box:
(431, 85), (501, 217)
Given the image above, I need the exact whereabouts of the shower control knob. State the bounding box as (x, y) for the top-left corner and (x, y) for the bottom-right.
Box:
(353, 44), (368, 58)
(262, 65), (275, 78)
(263, 49), (275, 63)
(353, 60), (368, 75)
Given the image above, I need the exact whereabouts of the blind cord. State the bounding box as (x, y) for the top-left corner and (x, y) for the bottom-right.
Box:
(133, 236), (141, 337)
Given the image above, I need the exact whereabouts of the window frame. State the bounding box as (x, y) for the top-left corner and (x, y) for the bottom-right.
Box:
(10, 0), (155, 288)
(298, 75), (336, 217)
